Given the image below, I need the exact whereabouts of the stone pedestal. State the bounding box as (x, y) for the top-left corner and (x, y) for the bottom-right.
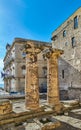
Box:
(0, 99), (12, 115)
(25, 55), (39, 110)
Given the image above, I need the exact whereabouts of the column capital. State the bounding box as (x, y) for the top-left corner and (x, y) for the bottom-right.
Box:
(23, 42), (45, 63)
(43, 48), (64, 59)
(23, 42), (44, 55)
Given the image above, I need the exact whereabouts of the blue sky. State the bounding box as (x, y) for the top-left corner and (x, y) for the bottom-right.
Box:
(0, 0), (81, 85)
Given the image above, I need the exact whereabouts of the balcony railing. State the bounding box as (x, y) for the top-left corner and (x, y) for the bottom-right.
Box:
(4, 74), (15, 79)
(4, 57), (14, 69)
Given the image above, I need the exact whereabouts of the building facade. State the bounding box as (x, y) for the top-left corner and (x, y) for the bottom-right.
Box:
(3, 38), (50, 93)
(51, 7), (81, 99)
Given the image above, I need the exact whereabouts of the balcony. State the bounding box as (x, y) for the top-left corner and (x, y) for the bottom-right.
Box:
(4, 57), (14, 69)
(4, 74), (15, 79)
(51, 35), (57, 41)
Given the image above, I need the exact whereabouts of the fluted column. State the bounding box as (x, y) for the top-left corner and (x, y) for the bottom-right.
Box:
(25, 54), (39, 110)
(44, 48), (64, 112)
(48, 53), (60, 111)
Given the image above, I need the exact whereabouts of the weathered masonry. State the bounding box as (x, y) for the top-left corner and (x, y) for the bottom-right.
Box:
(0, 99), (12, 115)
(51, 7), (81, 100)
(23, 42), (63, 112)
(24, 42), (42, 110)
(44, 48), (64, 112)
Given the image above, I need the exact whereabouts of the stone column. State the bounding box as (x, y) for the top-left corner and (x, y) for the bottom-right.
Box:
(25, 54), (39, 110)
(45, 49), (63, 112)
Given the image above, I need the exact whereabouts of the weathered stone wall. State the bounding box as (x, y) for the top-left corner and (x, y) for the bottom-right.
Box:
(52, 7), (81, 99)
(68, 88), (81, 100)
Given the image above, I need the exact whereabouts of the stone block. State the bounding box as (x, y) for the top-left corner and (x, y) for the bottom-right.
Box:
(0, 99), (12, 115)
(41, 121), (61, 130)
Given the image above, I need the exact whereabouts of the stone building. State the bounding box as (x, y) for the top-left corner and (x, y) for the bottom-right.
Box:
(51, 7), (81, 99)
(3, 38), (50, 93)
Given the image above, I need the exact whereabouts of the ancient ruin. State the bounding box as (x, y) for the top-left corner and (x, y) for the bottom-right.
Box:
(24, 42), (43, 109)
(43, 48), (64, 112)
(0, 42), (81, 130)
(0, 99), (12, 115)
(23, 42), (64, 112)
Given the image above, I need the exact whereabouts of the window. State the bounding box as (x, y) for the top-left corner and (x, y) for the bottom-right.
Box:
(13, 67), (14, 69)
(22, 52), (26, 58)
(21, 65), (26, 70)
(21, 65), (26, 75)
(65, 42), (68, 46)
(74, 16), (78, 29)
(51, 35), (57, 41)
(62, 70), (64, 79)
(63, 30), (66, 37)
(43, 67), (47, 77)
(72, 37), (76, 47)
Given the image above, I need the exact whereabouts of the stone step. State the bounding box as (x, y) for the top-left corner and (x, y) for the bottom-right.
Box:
(0, 108), (54, 125)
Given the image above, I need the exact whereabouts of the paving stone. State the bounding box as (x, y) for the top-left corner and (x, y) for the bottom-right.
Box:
(52, 115), (81, 129)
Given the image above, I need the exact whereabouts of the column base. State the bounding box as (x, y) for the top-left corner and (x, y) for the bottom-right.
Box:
(48, 102), (62, 114)
(54, 103), (62, 113)
(26, 104), (40, 110)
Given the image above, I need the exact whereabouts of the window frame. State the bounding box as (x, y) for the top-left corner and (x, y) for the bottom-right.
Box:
(74, 16), (78, 29)
(63, 30), (66, 37)
(62, 70), (64, 79)
(71, 37), (76, 47)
